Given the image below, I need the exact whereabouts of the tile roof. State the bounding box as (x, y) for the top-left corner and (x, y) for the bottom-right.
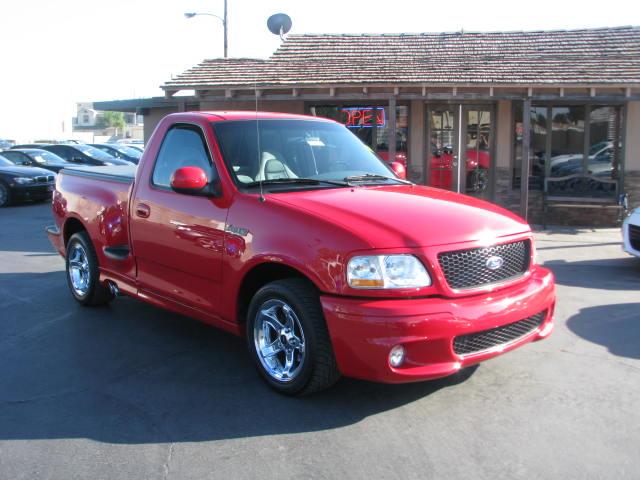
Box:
(163, 26), (640, 91)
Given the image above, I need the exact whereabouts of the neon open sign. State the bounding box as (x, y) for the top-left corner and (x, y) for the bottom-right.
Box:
(340, 107), (386, 128)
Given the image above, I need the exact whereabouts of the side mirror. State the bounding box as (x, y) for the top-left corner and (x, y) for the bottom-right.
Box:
(390, 161), (407, 180)
(170, 166), (221, 197)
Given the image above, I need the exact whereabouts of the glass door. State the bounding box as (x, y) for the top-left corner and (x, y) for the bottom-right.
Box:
(427, 105), (494, 198)
(463, 106), (493, 199)
(427, 106), (459, 191)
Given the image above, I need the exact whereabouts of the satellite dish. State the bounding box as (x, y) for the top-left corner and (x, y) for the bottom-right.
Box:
(267, 13), (292, 39)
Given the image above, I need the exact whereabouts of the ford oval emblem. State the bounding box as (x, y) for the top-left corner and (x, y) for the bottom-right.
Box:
(485, 256), (504, 270)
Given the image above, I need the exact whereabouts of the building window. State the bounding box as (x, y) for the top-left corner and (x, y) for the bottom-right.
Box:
(83, 114), (90, 124)
(308, 104), (409, 167)
(512, 104), (622, 192)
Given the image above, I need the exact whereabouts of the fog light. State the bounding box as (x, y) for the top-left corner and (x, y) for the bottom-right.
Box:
(389, 345), (405, 367)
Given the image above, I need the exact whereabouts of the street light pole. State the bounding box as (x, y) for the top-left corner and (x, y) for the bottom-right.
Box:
(223, 0), (227, 59)
(184, 0), (228, 58)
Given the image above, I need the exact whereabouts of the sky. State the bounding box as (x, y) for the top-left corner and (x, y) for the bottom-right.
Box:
(1, 0), (639, 140)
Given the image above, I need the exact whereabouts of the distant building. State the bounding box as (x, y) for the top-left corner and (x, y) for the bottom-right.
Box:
(72, 102), (143, 140)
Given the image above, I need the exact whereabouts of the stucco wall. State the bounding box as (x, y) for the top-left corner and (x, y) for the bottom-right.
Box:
(142, 107), (179, 141)
(141, 101), (305, 142)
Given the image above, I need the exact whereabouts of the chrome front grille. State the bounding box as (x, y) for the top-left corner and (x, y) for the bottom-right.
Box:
(438, 240), (530, 290)
(629, 224), (640, 251)
(453, 310), (547, 356)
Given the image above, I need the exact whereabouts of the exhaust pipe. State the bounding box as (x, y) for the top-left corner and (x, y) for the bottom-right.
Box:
(107, 281), (120, 297)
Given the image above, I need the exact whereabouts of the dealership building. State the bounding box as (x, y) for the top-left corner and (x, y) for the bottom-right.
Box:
(96, 26), (640, 226)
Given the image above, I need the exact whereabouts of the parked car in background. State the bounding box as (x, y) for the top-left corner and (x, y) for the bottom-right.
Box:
(89, 143), (142, 164)
(0, 139), (15, 151)
(121, 144), (144, 153)
(39, 144), (132, 166)
(0, 155), (55, 207)
(11, 143), (51, 149)
(623, 207), (640, 259)
(0, 148), (74, 173)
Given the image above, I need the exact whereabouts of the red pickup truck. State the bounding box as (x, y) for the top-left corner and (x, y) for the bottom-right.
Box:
(47, 111), (555, 395)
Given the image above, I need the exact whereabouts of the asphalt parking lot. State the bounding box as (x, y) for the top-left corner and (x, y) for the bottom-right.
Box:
(1, 202), (639, 480)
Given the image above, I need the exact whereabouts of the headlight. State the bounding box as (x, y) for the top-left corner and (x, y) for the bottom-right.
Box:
(13, 177), (35, 185)
(347, 254), (431, 289)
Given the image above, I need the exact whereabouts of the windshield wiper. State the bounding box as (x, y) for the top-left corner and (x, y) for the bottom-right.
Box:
(245, 178), (349, 187)
(343, 174), (412, 184)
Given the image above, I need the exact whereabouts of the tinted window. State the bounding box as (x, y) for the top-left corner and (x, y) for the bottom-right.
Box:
(47, 146), (73, 160)
(152, 125), (214, 188)
(1, 151), (30, 165)
(73, 144), (116, 161)
(0, 156), (13, 166)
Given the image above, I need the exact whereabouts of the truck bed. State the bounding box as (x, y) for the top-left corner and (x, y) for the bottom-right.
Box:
(61, 165), (136, 184)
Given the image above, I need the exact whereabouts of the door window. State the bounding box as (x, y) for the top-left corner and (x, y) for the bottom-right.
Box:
(152, 125), (215, 188)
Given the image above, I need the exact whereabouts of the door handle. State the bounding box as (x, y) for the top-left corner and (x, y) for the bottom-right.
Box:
(135, 203), (150, 218)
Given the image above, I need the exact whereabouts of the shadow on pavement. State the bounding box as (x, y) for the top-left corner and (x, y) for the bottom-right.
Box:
(0, 271), (477, 444)
(566, 303), (640, 360)
(545, 257), (640, 290)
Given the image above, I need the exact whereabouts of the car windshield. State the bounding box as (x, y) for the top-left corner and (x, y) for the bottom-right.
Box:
(112, 145), (142, 159)
(73, 144), (115, 161)
(0, 156), (13, 166)
(27, 150), (69, 164)
(212, 119), (401, 188)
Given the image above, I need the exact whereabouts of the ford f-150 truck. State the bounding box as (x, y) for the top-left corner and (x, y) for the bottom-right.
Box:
(47, 111), (555, 395)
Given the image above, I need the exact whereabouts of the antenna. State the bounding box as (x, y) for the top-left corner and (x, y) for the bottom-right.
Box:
(255, 82), (265, 203)
(267, 13), (292, 40)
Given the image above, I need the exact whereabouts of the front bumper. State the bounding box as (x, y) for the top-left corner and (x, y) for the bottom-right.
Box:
(10, 183), (54, 201)
(321, 265), (555, 383)
(622, 212), (640, 258)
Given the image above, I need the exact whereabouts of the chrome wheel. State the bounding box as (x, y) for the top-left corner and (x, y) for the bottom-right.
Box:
(253, 299), (306, 382)
(68, 243), (90, 296)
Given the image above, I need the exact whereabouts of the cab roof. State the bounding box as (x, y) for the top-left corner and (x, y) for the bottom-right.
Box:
(173, 111), (337, 123)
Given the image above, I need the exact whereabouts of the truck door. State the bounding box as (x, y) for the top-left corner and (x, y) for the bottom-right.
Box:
(129, 122), (227, 318)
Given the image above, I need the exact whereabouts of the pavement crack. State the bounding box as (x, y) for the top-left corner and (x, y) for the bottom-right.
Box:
(162, 442), (175, 480)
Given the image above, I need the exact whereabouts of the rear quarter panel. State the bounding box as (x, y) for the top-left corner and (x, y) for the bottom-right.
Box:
(53, 171), (135, 281)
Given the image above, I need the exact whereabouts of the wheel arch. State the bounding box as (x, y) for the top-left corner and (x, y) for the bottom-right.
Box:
(236, 262), (318, 324)
(63, 216), (87, 246)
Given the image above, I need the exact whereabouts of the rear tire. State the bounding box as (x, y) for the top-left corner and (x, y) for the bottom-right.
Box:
(0, 181), (11, 207)
(247, 278), (340, 395)
(65, 231), (114, 306)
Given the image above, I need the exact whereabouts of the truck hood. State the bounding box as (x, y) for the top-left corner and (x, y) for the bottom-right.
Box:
(270, 184), (530, 248)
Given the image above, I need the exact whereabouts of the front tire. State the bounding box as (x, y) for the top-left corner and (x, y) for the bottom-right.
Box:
(0, 181), (11, 207)
(247, 278), (340, 395)
(65, 231), (114, 306)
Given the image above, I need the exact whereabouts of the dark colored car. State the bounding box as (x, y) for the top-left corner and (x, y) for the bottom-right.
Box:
(39, 144), (132, 166)
(0, 155), (55, 207)
(0, 148), (73, 173)
(89, 143), (142, 164)
(11, 143), (51, 149)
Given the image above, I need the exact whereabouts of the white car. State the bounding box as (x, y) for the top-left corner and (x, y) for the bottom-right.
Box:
(623, 207), (640, 258)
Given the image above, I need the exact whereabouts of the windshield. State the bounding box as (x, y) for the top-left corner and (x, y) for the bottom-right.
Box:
(212, 119), (399, 188)
(73, 144), (116, 161)
(27, 150), (69, 164)
(112, 145), (142, 159)
(0, 156), (13, 166)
